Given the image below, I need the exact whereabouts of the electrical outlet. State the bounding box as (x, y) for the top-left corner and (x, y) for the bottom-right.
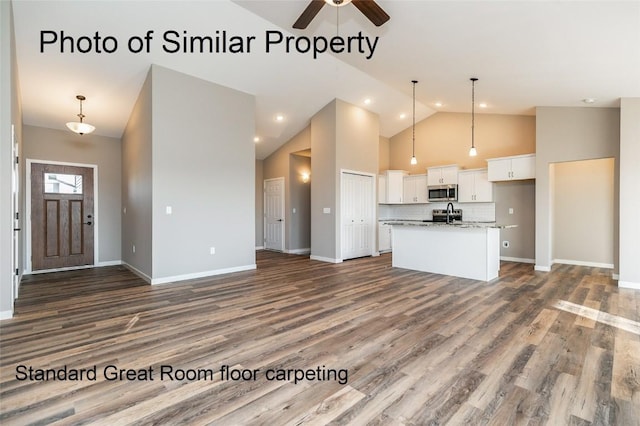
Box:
(508, 208), (514, 215)
(132, 244), (136, 253)
(166, 206), (172, 215)
(323, 207), (331, 214)
(502, 241), (510, 248)
(210, 247), (216, 255)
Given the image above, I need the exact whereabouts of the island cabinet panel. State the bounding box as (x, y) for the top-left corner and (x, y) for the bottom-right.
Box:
(380, 170), (408, 204)
(458, 169), (493, 203)
(427, 165), (459, 186)
(403, 174), (428, 204)
(487, 154), (535, 181)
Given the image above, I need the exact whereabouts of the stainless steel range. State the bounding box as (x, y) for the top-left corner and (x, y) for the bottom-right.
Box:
(431, 208), (462, 223)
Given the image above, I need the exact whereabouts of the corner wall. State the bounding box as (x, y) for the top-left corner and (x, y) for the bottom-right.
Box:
(535, 107), (620, 272)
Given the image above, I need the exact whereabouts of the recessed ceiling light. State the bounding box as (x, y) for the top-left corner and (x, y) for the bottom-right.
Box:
(364, 98), (371, 105)
(479, 103), (487, 108)
(254, 136), (260, 143)
(275, 114), (284, 122)
(434, 102), (443, 107)
(399, 113), (406, 119)
(582, 98), (596, 104)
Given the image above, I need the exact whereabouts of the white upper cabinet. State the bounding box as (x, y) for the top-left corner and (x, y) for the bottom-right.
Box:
(380, 170), (408, 204)
(403, 174), (428, 204)
(487, 154), (535, 181)
(458, 169), (493, 203)
(378, 175), (387, 204)
(427, 165), (459, 186)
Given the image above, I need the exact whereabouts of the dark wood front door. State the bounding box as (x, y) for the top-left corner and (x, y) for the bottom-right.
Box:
(31, 163), (94, 271)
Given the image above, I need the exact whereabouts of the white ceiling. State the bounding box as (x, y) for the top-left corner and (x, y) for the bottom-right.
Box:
(12, 1), (640, 159)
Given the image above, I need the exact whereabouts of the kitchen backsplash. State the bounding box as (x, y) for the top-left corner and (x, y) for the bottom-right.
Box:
(379, 202), (496, 222)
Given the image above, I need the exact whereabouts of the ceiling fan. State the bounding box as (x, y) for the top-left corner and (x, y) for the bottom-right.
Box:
(293, 0), (390, 30)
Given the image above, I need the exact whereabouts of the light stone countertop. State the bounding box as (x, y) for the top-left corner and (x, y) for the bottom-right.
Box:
(383, 220), (517, 229)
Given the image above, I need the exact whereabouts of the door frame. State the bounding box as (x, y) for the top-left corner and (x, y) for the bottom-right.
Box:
(263, 177), (285, 252)
(11, 125), (20, 300)
(340, 169), (377, 260)
(25, 159), (99, 274)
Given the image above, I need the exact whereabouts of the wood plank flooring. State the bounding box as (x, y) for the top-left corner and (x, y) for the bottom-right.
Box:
(1, 251), (638, 425)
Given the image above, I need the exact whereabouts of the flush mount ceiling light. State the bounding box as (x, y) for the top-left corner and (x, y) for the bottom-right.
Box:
(66, 95), (95, 135)
(410, 80), (418, 166)
(469, 78), (478, 157)
(582, 98), (596, 104)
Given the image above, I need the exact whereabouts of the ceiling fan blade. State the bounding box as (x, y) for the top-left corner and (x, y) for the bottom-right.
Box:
(293, 0), (326, 29)
(352, 0), (390, 27)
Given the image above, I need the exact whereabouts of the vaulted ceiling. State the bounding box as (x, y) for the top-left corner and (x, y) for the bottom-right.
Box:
(12, 1), (640, 159)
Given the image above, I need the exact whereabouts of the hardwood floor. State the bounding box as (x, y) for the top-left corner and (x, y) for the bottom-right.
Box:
(1, 251), (638, 425)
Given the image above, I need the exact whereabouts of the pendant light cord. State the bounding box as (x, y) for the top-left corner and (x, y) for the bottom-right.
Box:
(471, 78), (477, 149)
(412, 80), (417, 157)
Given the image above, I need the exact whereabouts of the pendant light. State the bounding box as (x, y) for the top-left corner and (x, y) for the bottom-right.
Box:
(469, 78), (478, 157)
(410, 80), (418, 165)
(66, 95), (95, 135)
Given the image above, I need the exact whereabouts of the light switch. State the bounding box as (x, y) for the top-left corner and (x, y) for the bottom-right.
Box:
(508, 208), (514, 215)
(323, 207), (331, 214)
(166, 206), (172, 215)
(293, 208), (297, 214)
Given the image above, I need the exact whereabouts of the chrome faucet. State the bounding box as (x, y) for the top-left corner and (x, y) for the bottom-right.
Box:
(446, 202), (454, 224)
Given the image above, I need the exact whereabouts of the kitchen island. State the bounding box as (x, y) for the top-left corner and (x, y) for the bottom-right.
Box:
(387, 221), (516, 282)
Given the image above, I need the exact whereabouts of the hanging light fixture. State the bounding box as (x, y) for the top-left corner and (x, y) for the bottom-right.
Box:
(469, 78), (478, 157)
(66, 95), (95, 135)
(410, 80), (418, 165)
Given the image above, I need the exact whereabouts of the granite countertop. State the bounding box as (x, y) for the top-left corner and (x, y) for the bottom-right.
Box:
(384, 220), (517, 229)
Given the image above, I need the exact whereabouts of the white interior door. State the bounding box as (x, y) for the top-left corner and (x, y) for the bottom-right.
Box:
(341, 171), (374, 260)
(264, 177), (285, 251)
(11, 125), (20, 299)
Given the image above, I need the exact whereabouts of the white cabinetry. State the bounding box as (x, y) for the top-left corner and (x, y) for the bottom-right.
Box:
(403, 174), (428, 204)
(487, 154), (535, 181)
(378, 222), (392, 252)
(378, 175), (387, 204)
(427, 165), (459, 186)
(458, 169), (494, 203)
(380, 170), (407, 204)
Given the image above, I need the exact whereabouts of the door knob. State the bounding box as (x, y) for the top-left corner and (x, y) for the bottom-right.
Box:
(277, 219), (283, 222)
(13, 228), (21, 231)
(83, 221), (92, 225)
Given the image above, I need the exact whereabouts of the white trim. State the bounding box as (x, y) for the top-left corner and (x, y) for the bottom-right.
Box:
(310, 255), (342, 264)
(285, 248), (310, 255)
(150, 264), (257, 285)
(612, 273), (620, 280)
(501, 256), (535, 264)
(97, 260), (122, 267)
(255, 246), (264, 250)
(553, 259), (614, 269)
(340, 169), (377, 261)
(122, 262), (152, 284)
(0, 310), (14, 320)
(25, 159), (99, 273)
(535, 265), (551, 272)
(618, 281), (640, 290)
(263, 177), (285, 252)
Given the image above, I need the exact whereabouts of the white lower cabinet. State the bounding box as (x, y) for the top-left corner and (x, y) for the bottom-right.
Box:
(378, 222), (392, 252)
(458, 169), (493, 203)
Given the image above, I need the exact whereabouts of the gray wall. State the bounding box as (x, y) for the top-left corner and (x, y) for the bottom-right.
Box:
(311, 101), (337, 260)
(23, 125), (122, 265)
(619, 98), (640, 287)
(495, 181), (536, 261)
(255, 159), (264, 248)
(289, 154), (311, 251)
(535, 107), (620, 271)
(151, 65), (255, 279)
(0, 0), (22, 317)
(121, 69), (153, 278)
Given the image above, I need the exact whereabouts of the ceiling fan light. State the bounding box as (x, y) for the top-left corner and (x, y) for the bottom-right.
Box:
(66, 121), (95, 135)
(324, 0), (352, 6)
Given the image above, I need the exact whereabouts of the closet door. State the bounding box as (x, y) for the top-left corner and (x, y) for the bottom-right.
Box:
(341, 171), (374, 260)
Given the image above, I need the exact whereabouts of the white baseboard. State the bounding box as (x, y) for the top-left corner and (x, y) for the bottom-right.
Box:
(255, 246), (264, 250)
(285, 248), (310, 255)
(618, 280), (640, 290)
(310, 255), (342, 264)
(151, 264), (257, 285)
(535, 265), (551, 272)
(0, 310), (13, 320)
(501, 256), (535, 264)
(96, 260), (123, 267)
(122, 262), (152, 284)
(553, 259), (614, 269)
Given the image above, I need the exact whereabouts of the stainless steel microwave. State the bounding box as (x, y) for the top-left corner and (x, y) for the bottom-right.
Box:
(428, 185), (458, 202)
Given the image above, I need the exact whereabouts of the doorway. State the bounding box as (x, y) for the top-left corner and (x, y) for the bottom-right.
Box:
(341, 170), (375, 260)
(27, 161), (96, 272)
(264, 177), (285, 252)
